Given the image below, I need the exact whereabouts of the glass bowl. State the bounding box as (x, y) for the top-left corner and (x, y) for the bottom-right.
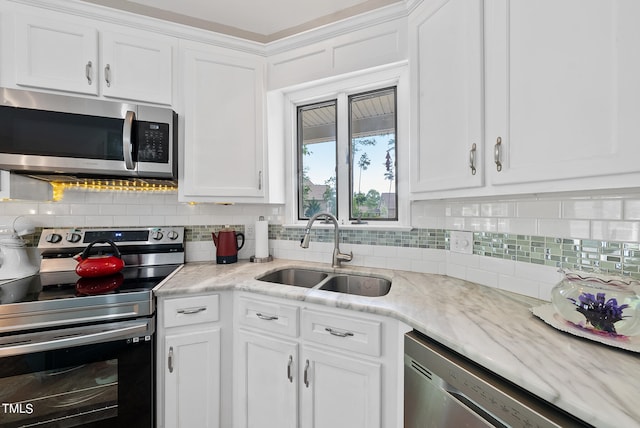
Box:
(551, 270), (640, 337)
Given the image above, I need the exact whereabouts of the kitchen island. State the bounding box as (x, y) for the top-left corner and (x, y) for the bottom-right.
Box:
(156, 259), (640, 428)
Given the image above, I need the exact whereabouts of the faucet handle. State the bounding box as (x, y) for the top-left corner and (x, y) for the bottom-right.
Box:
(337, 251), (353, 263)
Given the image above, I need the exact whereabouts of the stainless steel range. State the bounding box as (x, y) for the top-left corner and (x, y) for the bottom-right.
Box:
(0, 226), (184, 428)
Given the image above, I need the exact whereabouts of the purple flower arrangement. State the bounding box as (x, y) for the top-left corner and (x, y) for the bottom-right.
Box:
(568, 292), (629, 334)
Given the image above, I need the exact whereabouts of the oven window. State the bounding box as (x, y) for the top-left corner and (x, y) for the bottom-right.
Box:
(0, 336), (153, 428)
(0, 360), (118, 427)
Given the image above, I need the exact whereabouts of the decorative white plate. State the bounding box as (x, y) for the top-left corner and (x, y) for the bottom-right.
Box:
(531, 304), (640, 353)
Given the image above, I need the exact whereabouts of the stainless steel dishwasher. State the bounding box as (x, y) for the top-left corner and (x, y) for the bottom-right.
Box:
(404, 331), (592, 428)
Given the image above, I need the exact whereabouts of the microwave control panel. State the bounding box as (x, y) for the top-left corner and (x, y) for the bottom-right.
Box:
(137, 121), (170, 163)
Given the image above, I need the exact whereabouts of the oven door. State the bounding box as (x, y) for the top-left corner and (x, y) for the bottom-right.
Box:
(0, 318), (154, 428)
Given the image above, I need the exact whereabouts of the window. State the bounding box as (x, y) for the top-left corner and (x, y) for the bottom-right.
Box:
(297, 87), (397, 222)
(298, 100), (337, 218)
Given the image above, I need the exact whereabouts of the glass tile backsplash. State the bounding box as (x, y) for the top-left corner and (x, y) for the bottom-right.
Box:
(28, 224), (640, 278)
(266, 225), (640, 279)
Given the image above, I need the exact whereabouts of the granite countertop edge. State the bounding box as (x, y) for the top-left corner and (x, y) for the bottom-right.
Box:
(155, 259), (640, 428)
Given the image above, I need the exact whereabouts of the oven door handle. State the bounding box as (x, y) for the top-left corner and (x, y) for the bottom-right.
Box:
(0, 320), (151, 358)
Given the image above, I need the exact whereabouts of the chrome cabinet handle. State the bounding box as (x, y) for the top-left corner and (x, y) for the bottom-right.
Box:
(258, 170), (262, 190)
(168, 346), (174, 373)
(325, 327), (354, 338)
(256, 313), (278, 321)
(177, 307), (206, 315)
(287, 355), (293, 383)
(469, 143), (477, 175)
(123, 110), (135, 170)
(104, 64), (111, 87)
(85, 61), (93, 85)
(303, 359), (310, 388)
(494, 137), (502, 172)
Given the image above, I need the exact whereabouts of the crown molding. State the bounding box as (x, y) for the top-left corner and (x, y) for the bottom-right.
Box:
(7, 0), (425, 57)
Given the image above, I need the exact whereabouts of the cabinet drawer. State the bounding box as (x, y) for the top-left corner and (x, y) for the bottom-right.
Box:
(237, 297), (299, 337)
(163, 294), (219, 328)
(301, 309), (381, 357)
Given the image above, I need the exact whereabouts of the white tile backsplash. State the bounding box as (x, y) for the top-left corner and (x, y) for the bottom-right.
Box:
(623, 200), (640, 220)
(591, 220), (640, 241)
(4, 187), (640, 302)
(562, 200), (622, 220)
(516, 200), (561, 219)
(537, 219), (590, 238)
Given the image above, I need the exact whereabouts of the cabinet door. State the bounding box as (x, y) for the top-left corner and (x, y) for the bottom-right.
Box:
(101, 31), (173, 104)
(300, 346), (381, 428)
(14, 14), (98, 95)
(410, 0), (484, 193)
(164, 328), (221, 428)
(485, 0), (640, 185)
(235, 329), (298, 428)
(180, 46), (266, 201)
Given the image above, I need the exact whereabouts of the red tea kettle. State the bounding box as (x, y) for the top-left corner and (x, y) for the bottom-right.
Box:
(212, 228), (244, 264)
(74, 240), (125, 277)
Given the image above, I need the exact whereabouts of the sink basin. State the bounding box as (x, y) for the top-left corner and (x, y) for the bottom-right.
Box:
(257, 268), (329, 288)
(319, 274), (391, 297)
(256, 268), (391, 297)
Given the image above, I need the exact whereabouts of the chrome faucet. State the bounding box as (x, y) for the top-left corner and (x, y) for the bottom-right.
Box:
(300, 212), (353, 268)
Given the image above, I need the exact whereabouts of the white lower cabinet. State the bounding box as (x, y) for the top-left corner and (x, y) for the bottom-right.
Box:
(236, 329), (298, 428)
(164, 329), (221, 428)
(301, 346), (381, 428)
(157, 293), (232, 428)
(234, 293), (408, 428)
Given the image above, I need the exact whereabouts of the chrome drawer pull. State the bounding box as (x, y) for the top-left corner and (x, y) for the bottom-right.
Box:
(325, 327), (354, 338)
(256, 313), (279, 321)
(177, 306), (206, 315)
(85, 61), (93, 84)
(304, 359), (310, 388)
(104, 64), (111, 87)
(469, 143), (477, 175)
(494, 137), (503, 172)
(287, 355), (293, 383)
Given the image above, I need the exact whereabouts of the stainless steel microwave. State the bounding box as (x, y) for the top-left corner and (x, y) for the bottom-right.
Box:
(0, 88), (177, 180)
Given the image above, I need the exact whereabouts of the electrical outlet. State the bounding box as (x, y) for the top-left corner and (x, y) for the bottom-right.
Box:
(245, 224), (255, 240)
(450, 231), (473, 254)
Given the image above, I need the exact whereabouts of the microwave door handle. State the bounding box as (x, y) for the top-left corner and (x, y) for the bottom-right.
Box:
(123, 110), (136, 170)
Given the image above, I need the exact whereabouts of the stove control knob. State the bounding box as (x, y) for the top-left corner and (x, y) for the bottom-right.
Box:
(46, 233), (62, 244)
(66, 232), (82, 243)
(167, 230), (179, 240)
(151, 230), (164, 241)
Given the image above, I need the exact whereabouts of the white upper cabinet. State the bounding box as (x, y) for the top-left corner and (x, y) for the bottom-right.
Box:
(409, 0), (484, 193)
(411, 0), (640, 199)
(485, 0), (640, 187)
(14, 14), (98, 95)
(9, 12), (174, 105)
(99, 31), (173, 104)
(179, 42), (268, 202)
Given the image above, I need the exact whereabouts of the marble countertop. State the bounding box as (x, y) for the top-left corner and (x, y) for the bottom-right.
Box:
(156, 259), (640, 428)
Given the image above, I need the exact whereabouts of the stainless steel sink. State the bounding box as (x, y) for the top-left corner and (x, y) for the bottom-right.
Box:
(257, 268), (329, 288)
(256, 268), (391, 297)
(318, 274), (391, 297)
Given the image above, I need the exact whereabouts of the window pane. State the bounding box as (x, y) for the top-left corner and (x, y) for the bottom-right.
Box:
(349, 88), (397, 220)
(297, 101), (337, 219)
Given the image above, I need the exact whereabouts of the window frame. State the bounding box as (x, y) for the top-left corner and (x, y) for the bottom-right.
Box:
(347, 86), (398, 222)
(296, 99), (338, 220)
(278, 63), (410, 228)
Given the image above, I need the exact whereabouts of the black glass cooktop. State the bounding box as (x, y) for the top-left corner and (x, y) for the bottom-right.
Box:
(0, 265), (180, 305)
